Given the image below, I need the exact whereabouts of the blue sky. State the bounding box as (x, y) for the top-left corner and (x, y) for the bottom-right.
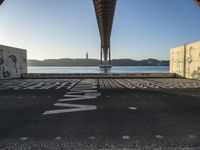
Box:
(0, 0), (200, 60)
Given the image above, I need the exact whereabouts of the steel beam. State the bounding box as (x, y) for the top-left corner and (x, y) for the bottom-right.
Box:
(93, 0), (117, 66)
(0, 0), (4, 5)
(194, 0), (200, 7)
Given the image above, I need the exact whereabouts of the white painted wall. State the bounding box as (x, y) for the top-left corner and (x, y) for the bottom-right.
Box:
(0, 44), (27, 79)
(170, 41), (200, 80)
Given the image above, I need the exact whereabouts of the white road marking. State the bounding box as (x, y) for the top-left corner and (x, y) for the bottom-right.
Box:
(56, 82), (68, 89)
(0, 80), (81, 90)
(43, 79), (100, 115)
(122, 135), (130, 140)
(59, 95), (97, 102)
(43, 103), (97, 115)
(20, 137), (28, 141)
(85, 93), (101, 97)
(26, 82), (45, 90)
(129, 107), (137, 110)
(88, 136), (96, 140)
(67, 90), (98, 94)
(155, 135), (164, 139)
(2, 78), (200, 90)
(188, 134), (197, 139)
(72, 86), (97, 89)
(55, 137), (62, 140)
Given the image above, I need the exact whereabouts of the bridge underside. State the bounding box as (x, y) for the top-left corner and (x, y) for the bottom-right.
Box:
(93, 0), (117, 66)
(194, 0), (200, 6)
(0, 0), (4, 5)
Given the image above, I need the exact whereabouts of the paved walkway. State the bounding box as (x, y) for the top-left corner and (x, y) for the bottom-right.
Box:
(1, 78), (200, 90)
(0, 78), (200, 149)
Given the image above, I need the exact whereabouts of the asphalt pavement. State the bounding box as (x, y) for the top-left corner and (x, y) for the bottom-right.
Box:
(0, 79), (200, 150)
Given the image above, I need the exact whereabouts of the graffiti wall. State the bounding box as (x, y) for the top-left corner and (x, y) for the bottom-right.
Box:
(170, 41), (200, 80)
(170, 45), (185, 77)
(0, 44), (27, 79)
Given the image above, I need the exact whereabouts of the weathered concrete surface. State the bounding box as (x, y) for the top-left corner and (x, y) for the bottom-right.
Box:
(0, 44), (27, 79)
(0, 79), (200, 149)
(170, 41), (200, 80)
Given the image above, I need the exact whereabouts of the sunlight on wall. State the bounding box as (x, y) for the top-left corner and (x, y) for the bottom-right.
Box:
(0, 44), (27, 79)
(170, 41), (200, 80)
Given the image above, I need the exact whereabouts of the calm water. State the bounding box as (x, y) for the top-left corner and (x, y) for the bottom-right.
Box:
(28, 66), (169, 74)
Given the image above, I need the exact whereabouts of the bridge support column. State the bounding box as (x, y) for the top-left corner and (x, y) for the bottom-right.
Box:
(100, 45), (111, 66)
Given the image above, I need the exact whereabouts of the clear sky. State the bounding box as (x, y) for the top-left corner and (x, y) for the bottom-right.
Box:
(0, 0), (200, 60)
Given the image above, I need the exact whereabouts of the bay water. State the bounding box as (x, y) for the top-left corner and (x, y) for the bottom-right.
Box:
(28, 66), (169, 74)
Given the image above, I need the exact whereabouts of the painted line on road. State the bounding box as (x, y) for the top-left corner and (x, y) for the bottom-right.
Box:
(155, 135), (164, 139)
(129, 107), (137, 110)
(43, 79), (100, 115)
(20, 137), (28, 141)
(55, 137), (62, 140)
(188, 134), (197, 139)
(122, 135), (130, 140)
(88, 136), (96, 140)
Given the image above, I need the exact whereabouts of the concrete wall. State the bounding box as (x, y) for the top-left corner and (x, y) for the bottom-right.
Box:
(170, 41), (200, 80)
(0, 44), (27, 79)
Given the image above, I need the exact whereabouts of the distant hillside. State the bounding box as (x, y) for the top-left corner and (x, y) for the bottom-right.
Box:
(28, 58), (169, 67)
